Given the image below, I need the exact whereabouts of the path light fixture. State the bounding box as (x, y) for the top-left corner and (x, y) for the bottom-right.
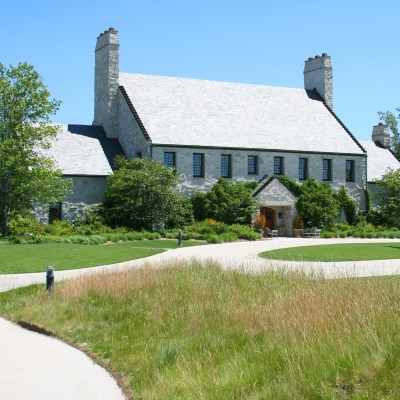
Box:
(46, 266), (55, 294)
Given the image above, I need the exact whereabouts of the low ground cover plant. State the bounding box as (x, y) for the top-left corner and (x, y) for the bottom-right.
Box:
(0, 240), (205, 274)
(260, 242), (400, 262)
(2, 264), (400, 399)
(321, 221), (400, 239)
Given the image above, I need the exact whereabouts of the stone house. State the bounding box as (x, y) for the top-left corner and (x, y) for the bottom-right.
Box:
(37, 28), (399, 235)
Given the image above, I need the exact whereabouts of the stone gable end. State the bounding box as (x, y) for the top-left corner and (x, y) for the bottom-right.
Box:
(255, 178), (297, 206)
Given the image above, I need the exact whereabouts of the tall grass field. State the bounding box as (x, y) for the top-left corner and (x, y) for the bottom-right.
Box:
(1, 262), (400, 399)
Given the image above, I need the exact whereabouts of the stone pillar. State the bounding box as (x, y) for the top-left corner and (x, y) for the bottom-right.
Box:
(94, 27), (120, 138)
(304, 53), (333, 110)
(372, 123), (390, 148)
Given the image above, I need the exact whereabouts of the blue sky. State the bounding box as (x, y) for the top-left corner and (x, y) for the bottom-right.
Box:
(2, 0), (399, 141)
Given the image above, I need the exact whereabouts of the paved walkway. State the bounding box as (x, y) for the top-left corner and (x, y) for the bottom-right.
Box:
(1, 237), (400, 399)
(0, 317), (125, 400)
(1, 238), (400, 293)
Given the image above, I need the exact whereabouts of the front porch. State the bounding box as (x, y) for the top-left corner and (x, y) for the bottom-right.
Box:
(252, 176), (299, 237)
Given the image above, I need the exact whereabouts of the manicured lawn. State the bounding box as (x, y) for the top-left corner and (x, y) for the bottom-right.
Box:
(260, 242), (400, 262)
(0, 240), (204, 274)
(2, 265), (400, 399)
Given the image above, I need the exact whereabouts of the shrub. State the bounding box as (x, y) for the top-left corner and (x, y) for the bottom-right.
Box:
(192, 179), (259, 225)
(253, 213), (266, 230)
(296, 178), (340, 228)
(320, 231), (335, 239)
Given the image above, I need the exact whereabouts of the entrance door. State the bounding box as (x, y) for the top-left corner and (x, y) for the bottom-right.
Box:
(263, 207), (275, 230)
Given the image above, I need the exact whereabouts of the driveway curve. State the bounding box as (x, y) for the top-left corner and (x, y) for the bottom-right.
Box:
(2, 238), (400, 293)
(2, 237), (400, 400)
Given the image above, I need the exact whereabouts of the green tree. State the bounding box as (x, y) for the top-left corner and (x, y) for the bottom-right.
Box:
(378, 108), (400, 157)
(374, 168), (400, 227)
(197, 178), (259, 225)
(102, 157), (190, 230)
(296, 178), (340, 228)
(0, 62), (71, 236)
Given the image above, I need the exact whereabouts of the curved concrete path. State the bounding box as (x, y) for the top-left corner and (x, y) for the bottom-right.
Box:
(1, 237), (400, 400)
(0, 317), (125, 400)
(1, 238), (400, 293)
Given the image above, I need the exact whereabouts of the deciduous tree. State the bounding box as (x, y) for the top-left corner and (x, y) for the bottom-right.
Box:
(0, 63), (71, 236)
(374, 168), (400, 227)
(296, 178), (340, 228)
(194, 178), (259, 225)
(102, 157), (191, 230)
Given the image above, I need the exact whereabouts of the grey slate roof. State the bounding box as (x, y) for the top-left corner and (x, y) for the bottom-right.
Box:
(45, 125), (124, 176)
(120, 73), (364, 155)
(360, 140), (400, 181)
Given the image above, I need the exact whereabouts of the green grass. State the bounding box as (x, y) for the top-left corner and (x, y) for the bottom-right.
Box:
(260, 242), (400, 262)
(0, 240), (204, 274)
(1, 264), (400, 399)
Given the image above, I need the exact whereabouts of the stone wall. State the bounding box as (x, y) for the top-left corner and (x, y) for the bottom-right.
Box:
(152, 145), (367, 209)
(33, 176), (107, 224)
(117, 92), (151, 159)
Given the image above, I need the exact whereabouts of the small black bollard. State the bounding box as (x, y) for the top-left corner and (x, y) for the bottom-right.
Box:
(178, 229), (183, 247)
(46, 266), (55, 294)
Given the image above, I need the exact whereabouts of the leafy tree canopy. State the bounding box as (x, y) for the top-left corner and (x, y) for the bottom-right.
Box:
(0, 62), (71, 236)
(102, 157), (192, 230)
(374, 168), (400, 228)
(378, 108), (400, 158)
(296, 178), (340, 228)
(193, 178), (259, 225)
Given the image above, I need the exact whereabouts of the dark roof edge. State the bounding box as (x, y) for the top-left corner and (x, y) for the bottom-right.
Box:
(119, 86), (152, 142)
(309, 89), (367, 154)
(252, 176), (275, 197)
(152, 143), (365, 157)
(63, 174), (109, 178)
(388, 147), (400, 163)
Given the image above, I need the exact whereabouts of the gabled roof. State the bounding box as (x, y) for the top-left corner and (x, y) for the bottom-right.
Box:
(119, 73), (365, 155)
(360, 140), (400, 181)
(252, 176), (297, 206)
(45, 125), (124, 176)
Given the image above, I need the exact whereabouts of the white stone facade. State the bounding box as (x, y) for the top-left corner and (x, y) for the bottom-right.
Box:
(33, 176), (107, 224)
(152, 145), (366, 209)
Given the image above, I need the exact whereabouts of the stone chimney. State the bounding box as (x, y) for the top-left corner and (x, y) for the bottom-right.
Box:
(372, 123), (391, 148)
(304, 53), (333, 110)
(94, 28), (119, 138)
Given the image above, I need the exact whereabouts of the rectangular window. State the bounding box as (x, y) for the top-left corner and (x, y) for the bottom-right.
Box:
(346, 160), (355, 182)
(323, 159), (332, 181)
(193, 153), (204, 177)
(248, 155), (258, 175)
(163, 152), (176, 169)
(299, 158), (308, 180)
(273, 156), (283, 175)
(221, 154), (232, 178)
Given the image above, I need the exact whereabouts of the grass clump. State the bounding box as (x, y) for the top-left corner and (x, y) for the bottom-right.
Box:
(2, 264), (400, 399)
